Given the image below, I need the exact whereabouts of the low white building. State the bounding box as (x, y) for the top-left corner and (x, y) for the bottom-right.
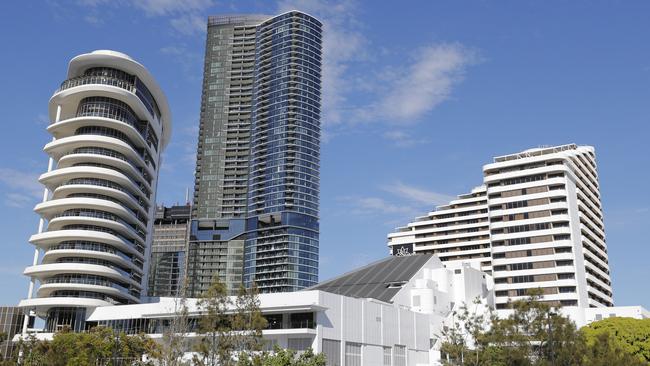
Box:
(558, 305), (650, 328)
(18, 253), (648, 365)
(21, 254), (493, 365)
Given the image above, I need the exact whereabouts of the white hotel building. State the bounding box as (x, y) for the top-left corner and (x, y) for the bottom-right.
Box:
(18, 50), (171, 333)
(389, 144), (613, 309)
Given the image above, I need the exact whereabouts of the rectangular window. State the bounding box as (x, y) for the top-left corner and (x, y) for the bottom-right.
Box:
(516, 288), (527, 296)
(510, 262), (533, 271)
(506, 200), (528, 209)
(322, 339), (341, 366)
(512, 275), (534, 283)
(393, 345), (406, 366)
(383, 346), (392, 366)
(288, 338), (312, 351)
(558, 273), (575, 280)
(412, 295), (421, 307)
(345, 342), (362, 366)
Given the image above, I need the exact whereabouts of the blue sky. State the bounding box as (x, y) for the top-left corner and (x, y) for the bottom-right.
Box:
(0, 0), (649, 309)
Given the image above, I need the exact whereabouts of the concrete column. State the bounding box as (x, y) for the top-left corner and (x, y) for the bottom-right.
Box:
(22, 104), (60, 335)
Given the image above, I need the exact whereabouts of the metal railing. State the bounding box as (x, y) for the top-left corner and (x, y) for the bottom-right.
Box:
(59, 75), (134, 94)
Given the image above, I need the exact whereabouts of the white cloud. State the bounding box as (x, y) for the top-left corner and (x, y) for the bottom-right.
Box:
(170, 13), (207, 35)
(159, 45), (186, 55)
(74, 0), (214, 35)
(0, 168), (43, 198)
(339, 181), (452, 223)
(382, 130), (429, 148)
(132, 0), (215, 17)
(378, 44), (477, 122)
(276, 0), (478, 138)
(351, 197), (416, 215)
(36, 113), (50, 126)
(160, 116), (199, 173)
(5, 193), (35, 208)
(337, 194), (423, 230)
(159, 45), (203, 81)
(0, 168), (43, 208)
(382, 181), (455, 206)
(76, 0), (111, 6)
(83, 14), (104, 25)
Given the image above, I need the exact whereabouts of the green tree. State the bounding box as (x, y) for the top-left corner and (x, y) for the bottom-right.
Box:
(154, 288), (192, 366)
(236, 347), (325, 366)
(232, 284), (268, 364)
(14, 334), (49, 366)
(581, 317), (650, 363)
(438, 288), (636, 366)
(193, 277), (270, 366)
(580, 331), (647, 366)
(486, 289), (583, 366)
(13, 326), (156, 366)
(193, 276), (235, 366)
(438, 298), (490, 365)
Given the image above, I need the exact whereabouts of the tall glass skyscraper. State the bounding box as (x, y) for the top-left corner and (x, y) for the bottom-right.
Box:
(190, 11), (322, 294)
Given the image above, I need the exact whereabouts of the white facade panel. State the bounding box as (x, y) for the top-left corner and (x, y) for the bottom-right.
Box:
(364, 301), (382, 346)
(343, 297), (363, 343)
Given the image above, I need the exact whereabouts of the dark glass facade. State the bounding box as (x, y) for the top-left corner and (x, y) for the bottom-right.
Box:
(244, 12), (321, 292)
(0, 307), (26, 360)
(147, 205), (191, 297)
(186, 218), (246, 296)
(190, 11), (322, 294)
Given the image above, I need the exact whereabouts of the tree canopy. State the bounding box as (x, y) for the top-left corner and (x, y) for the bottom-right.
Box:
(13, 326), (156, 366)
(236, 347), (326, 366)
(438, 290), (650, 366)
(581, 317), (650, 363)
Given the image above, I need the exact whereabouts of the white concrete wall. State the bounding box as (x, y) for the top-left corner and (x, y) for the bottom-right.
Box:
(316, 291), (431, 365)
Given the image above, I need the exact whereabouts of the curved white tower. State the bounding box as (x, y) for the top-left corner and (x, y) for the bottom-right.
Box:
(19, 50), (171, 332)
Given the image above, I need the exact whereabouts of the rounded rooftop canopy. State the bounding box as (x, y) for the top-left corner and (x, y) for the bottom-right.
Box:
(62, 50), (172, 149)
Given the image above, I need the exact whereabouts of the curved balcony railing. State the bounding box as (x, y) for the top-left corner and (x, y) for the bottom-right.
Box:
(73, 124), (157, 171)
(54, 256), (134, 280)
(65, 192), (148, 225)
(44, 274), (132, 296)
(49, 241), (134, 264)
(61, 147), (151, 182)
(71, 146), (129, 163)
(59, 75), (135, 95)
(62, 178), (149, 210)
(57, 73), (161, 126)
(60, 224), (144, 255)
(71, 161), (151, 196)
(55, 209), (146, 240)
(49, 290), (123, 305)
